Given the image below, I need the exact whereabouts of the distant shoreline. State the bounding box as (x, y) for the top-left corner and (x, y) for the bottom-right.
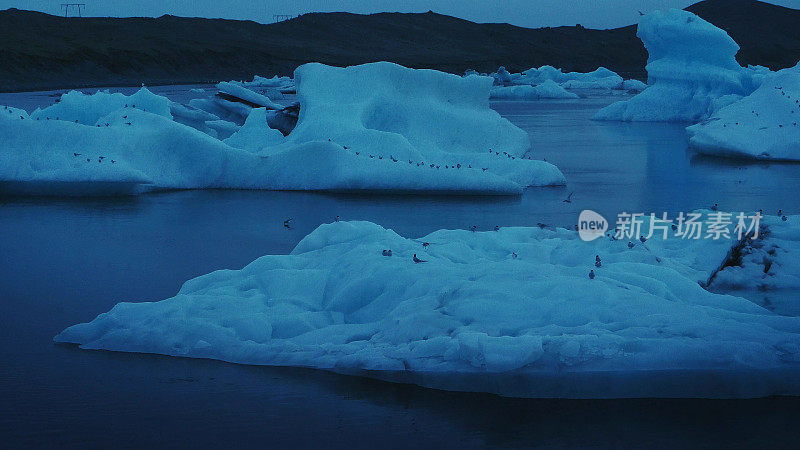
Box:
(1, 0), (798, 93)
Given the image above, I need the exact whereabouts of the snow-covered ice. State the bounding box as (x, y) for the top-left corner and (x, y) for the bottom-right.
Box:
(55, 220), (800, 398)
(595, 9), (765, 122)
(687, 66), (800, 160)
(711, 214), (800, 315)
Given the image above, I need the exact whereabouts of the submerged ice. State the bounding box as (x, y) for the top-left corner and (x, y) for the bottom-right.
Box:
(56, 220), (800, 398)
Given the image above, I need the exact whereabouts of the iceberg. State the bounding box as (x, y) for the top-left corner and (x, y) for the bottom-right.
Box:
(595, 9), (764, 122)
(30, 87), (173, 124)
(56, 220), (800, 398)
(223, 107), (285, 152)
(490, 81), (578, 100)
(1, 63), (563, 196)
(490, 65), (638, 91)
(687, 67), (800, 160)
(273, 62), (565, 187)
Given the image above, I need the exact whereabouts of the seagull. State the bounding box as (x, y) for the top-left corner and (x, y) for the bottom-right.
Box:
(335, 215), (340, 222)
(387, 250), (392, 257)
(413, 254), (426, 263)
(283, 218), (292, 228)
(783, 215), (788, 221)
(628, 241), (635, 249)
(589, 270), (595, 280)
(512, 252), (518, 258)
(563, 192), (574, 203)
(471, 225), (477, 233)
(73, 153), (81, 157)
(639, 235), (647, 243)
(711, 203), (718, 211)
(422, 242), (430, 248)
(382, 250), (388, 256)
(595, 260), (602, 268)
(482, 168), (487, 172)
(494, 226), (500, 231)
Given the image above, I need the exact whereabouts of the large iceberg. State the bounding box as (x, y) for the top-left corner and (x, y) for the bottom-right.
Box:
(687, 67), (800, 160)
(1, 63), (564, 196)
(56, 220), (800, 398)
(272, 62), (564, 188)
(595, 9), (765, 122)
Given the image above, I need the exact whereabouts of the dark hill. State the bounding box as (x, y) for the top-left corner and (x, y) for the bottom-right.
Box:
(0, 0), (797, 92)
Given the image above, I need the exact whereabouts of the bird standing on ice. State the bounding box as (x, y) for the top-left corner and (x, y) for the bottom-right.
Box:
(413, 254), (426, 263)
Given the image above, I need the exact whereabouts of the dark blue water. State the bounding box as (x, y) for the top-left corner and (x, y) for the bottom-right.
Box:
(2, 95), (800, 448)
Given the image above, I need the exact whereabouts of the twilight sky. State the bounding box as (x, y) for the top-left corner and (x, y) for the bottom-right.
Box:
(3, 0), (799, 28)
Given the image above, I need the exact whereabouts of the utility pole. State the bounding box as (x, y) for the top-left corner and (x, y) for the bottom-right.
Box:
(61, 3), (86, 18)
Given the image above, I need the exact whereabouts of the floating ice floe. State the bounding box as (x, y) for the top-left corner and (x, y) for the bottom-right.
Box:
(488, 65), (644, 93)
(687, 66), (800, 160)
(595, 9), (766, 122)
(1, 63), (563, 196)
(243, 75), (296, 94)
(56, 219), (800, 398)
(490, 80), (578, 100)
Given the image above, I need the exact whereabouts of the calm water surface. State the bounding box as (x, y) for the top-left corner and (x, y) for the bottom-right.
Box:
(2, 91), (800, 448)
